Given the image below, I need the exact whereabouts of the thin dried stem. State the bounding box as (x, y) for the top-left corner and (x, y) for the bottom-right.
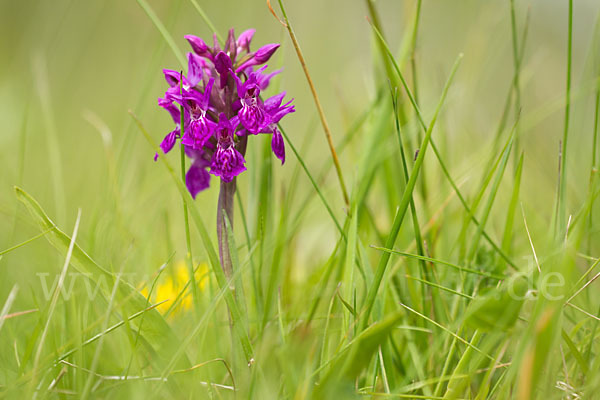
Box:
(270, 0), (350, 206)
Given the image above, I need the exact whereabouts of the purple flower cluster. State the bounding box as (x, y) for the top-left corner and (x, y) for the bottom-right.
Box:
(155, 29), (295, 198)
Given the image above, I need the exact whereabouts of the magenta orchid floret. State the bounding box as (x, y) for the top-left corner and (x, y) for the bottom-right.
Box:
(211, 114), (247, 182)
(155, 28), (295, 198)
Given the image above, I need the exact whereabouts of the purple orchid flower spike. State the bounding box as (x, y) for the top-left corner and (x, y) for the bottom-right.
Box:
(210, 113), (246, 182)
(181, 78), (216, 149)
(155, 28), (293, 197)
(235, 43), (280, 73)
(155, 29), (295, 296)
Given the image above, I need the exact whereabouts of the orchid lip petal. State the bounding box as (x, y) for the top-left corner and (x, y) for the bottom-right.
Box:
(210, 145), (247, 182)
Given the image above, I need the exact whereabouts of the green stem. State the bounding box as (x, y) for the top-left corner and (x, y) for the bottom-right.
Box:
(365, 0), (397, 88)
(588, 83), (600, 252)
(391, 89), (429, 310)
(180, 85), (198, 308)
(443, 331), (483, 399)
(510, 0), (522, 163)
(136, 0), (186, 69)
(556, 0), (573, 237)
(187, 0), (222, 41)
(410, 0), (428, 208)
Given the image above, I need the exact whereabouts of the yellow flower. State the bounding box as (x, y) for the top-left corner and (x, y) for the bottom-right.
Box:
(140, 260), (210, 317)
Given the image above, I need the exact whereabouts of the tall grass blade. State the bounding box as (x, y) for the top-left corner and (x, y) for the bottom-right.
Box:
(187, 0), (222, 41)
(136, 0), (186, 69)
(556, 0), (574, 237)
(501, 153), (524, 260)
(359, 54), (462, 330)
(0, 285), (18, 335)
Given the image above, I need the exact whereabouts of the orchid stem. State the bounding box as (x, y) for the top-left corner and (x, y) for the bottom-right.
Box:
(217, 179), (235, 280)
(217, 177), (237, 371)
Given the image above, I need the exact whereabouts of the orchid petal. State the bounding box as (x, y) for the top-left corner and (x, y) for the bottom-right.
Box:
(187, 53), (203, 86)
(236, 29), (255, 53)
(185, 35), (210, 57)
(186, 159), (211, 198)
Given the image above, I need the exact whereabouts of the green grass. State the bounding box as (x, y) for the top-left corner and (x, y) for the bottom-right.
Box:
(1, 0), (600, 399)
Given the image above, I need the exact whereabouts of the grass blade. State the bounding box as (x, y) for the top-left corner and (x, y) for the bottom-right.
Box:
(359, 54), (463, 330)
(367, 19), (518, 271)
(279, 125), (345, 237)
(467, 120), (518, 263)
(187, 0), (222, 41)
(371, 246), (505, 280)
(501, 153), (524, 259)
(556, 0), (574, 237)
(136, 0), (186, 69)
(0, 285), (19, 335)
(32, 209), (81, 394)
(14, 188), (190, 369)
